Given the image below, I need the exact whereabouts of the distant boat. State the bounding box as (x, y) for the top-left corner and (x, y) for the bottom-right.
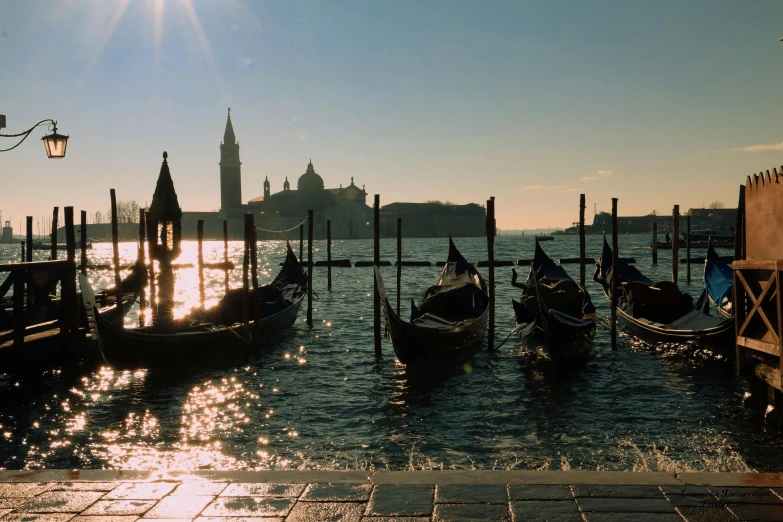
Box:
(535, 235), (554, 241)
(685, 229), (734, 242)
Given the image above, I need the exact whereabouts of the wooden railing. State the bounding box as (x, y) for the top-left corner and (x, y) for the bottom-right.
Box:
(0, 260), (77, 347)
(734, 259), (783, 389)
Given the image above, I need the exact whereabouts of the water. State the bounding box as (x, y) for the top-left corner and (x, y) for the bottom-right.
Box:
(0, 234), (779, 472)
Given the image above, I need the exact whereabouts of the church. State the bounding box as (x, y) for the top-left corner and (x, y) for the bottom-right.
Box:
(178, 109), (484, 241)
(204, 109), (373, 239)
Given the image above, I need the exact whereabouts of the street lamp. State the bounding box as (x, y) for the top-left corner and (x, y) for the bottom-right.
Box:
(0, 115), (69, 158)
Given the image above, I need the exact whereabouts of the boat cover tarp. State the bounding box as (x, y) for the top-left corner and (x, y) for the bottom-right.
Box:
(705, 243), (733, 306)
(624, 280), (694, 324)
(414, 237), (487, 323)
(598, 236), (652, 287)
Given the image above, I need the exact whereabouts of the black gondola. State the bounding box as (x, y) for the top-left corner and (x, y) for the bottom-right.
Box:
(512, 241), (595, 362)
(594, 236), (733, 343)
(704, 240), (733, 319)
(374, 236), (488, 365)
(92, 242), (306, 368)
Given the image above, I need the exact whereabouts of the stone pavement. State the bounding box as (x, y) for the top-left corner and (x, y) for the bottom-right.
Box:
(1, 470), (783, 521)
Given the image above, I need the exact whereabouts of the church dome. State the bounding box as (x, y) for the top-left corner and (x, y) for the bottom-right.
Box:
(297, 160), (325, 192)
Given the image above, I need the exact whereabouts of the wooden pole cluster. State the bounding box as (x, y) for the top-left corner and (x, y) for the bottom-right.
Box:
(50, 207), (58, 260)
(611, 198), (619, 351)
(373, 194), (381, 356)
(579, 194), (586, 287)
(486, 196), (496, 348)
(110, 190), (123, 328)
(307, 209), (314, 327)
(327, 220), (332, 291)
(223, 220), (230, 294)
(652, 222), (658, 264)
(197, 220), (205, 308)
(25, 217), (32, 262)
(672, 205), (680, 284)
(138, 209), (146, 327)
(686, 213), (691, 285)
(81, 210), (88, 275)
(396, 217), (402, 316)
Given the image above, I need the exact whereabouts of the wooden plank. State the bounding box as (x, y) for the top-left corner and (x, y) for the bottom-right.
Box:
(737, 336), (780, 357)
(0, 260), (69, 272)
(0, 325), (62, 351)
(734, 260), (780, 270)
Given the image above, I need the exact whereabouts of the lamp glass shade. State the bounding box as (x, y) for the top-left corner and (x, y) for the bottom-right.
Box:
(42, 132), (68, 158)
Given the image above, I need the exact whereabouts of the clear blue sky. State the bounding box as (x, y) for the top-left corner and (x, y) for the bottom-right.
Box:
(1, 0), (782, 229)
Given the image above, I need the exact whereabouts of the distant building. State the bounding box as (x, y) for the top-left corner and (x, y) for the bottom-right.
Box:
(584, 208), (737, 235)
(379, 202), (486, 238)
(0, 221), (13, 244)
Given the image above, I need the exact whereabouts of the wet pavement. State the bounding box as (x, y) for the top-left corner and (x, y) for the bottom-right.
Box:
(1, 471), (783, 521)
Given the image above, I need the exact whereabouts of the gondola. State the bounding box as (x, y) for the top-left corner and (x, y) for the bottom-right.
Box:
(594, 236), (733, 343)
(535, 235), (554, 241)
(374, 236), (488, 365)
(92, 242), (306, 368)
(512, 241), (595, 363)
(704, 241), (733, 319)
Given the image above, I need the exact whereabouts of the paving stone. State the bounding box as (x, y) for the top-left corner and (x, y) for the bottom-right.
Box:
(728, 503), (783, 521)
(659, 485), (712, 496)
(433, 503), (510, 521)
(582, 514), (681, 522)
(285, 501), (364, 522)
(509, 500), (581, 521)
(435, 484), (508, 504)
(195, 518), (283, 522)
(707, 486), (783, 504)
(675, 506), (739, 522)
(81, 500), (157, 516)
(21, 491), (105, 513)
(361, 519), (430, 522)
(0, 509), (12, 518)
(299, 483), (373, 502)
(571, 486), (665, 498)
(577, 498), (674, 513)
(170, 482), (227, 496)
(50, 483), (120, 492)
(104, 484), (177, 501)
(507, 485), (573, 501)
(200, 497), (294, 518)
(70, 515), (140, 522)
(0, 514), (77, 522)
(219, 483), (305, 498)
(662, 491), (719, 507)
(137, 519), (195, 522)
(0, 497), (29, 509)
(366, 485), (434, 517)
(143, 495), (214, 518)
(0, 483), (53, 497)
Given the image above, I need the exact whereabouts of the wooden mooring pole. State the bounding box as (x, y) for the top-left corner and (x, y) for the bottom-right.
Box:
(19, 241), (24, 262)
(110, 191), (123, 328)
(197, 220), (205, 308)
(373, 194), (381, 356)
(146, 212), (157, 324)
(672, 205), (680, 284)
(611, 198), (618, 351)
(686, 214), (691, 285)
(652, 222), (658, 264)
(50, 207), (58, 260)
(300, 223), (304, 262)
(81, 210), (88, 275)
(64, 207), (77, 337)
(327, 220), (332, 291)
(487, 197), (496, 348)
(735, 185), (745, 262)
(396, 217), (402, 316)
(579, 194), (586, 287)
(223, 220), (230, 294)
(242, 214), (251, 336)
(307, 209), (314, 327)
(138, 209), (146, 327)
(250, 215), (258, 292)
(25, 216), (32, 262)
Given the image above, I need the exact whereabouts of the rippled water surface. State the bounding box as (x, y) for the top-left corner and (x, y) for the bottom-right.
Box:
(0, 234), (780, 472)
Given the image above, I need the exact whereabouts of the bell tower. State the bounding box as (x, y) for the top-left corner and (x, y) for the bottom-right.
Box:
(219, 108), (242, 210)
(264, 175), (270, 198)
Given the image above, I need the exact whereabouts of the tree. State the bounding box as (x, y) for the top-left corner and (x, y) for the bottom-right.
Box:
(649, 210), (658, 216)
(93, 211), (102, 224)
(708, 200), (725, 209)
(116, 200), (141, 223)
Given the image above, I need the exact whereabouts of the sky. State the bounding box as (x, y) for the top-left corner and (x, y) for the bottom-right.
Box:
(1, 0), (782, 230)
